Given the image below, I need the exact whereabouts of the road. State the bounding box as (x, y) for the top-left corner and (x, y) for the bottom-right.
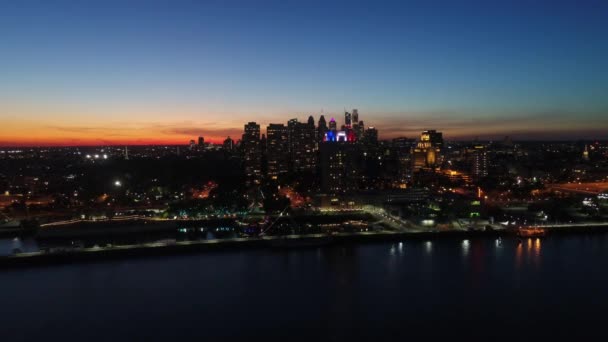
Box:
(546, 182), (608, 195)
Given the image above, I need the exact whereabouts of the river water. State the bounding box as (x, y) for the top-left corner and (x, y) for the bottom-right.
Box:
(2, 234), (608, 341)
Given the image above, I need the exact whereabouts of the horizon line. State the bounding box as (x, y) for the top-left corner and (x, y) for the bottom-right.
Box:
(1, 137), (606, 149)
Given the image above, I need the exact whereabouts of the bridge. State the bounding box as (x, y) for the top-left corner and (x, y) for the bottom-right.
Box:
(546, 182), (608, 195)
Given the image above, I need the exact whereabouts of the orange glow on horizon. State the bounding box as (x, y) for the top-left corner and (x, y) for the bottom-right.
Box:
(0, 137), (230, 147)
(1, 105), (606, 146)
(0, 116), (243, 146)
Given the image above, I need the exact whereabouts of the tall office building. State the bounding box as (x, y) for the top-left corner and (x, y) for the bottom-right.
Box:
(307, 115), (315, 127)
(198, 136), (205, 147)
(223, 136), (234, 151)
(290, 120), (317, 172)
(363, 127), (378, 145)
(266, 124), (289, 180)
(471, 145), (488, 178)
(328, 117), (337, 132)
(318, 115), (328, 143)
(344, 111), (352, 128)
(413, 130), (443, 170)
(242, 122), (261, 185)
(287, 118), (299, 157)
(422, 130), (443, 150)
(318, 115), (327, 130)
(319, 114), (380, 192)
(352, 109), (362, 140)
(320, 142), (360, 193)
(392, 137), (415, 186)
(355, 120), (365, 140)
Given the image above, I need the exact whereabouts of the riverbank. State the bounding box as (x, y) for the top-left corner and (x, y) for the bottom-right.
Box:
(0, 230), (494, 268)
(3, 224), (608, 268)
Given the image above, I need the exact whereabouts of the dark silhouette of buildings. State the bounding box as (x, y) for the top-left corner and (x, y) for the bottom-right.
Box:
(266, 124), (289, 180)
(242, 122), (261, 185)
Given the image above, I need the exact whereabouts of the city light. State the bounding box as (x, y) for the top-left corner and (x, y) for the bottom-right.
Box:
(1, 3), (606, 339)
(1, 108), (607, 272)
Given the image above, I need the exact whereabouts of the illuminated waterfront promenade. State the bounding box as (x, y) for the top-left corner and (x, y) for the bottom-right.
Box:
(4, 222), (608, 268)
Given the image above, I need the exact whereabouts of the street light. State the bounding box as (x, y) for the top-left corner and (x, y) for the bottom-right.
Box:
(114, 180), (122, 187)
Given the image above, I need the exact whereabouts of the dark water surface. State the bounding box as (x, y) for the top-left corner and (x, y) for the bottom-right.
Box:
(3, 235), (608, 341)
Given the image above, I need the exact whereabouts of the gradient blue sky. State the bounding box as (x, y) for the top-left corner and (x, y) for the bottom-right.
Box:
(1, 0), (607, 145)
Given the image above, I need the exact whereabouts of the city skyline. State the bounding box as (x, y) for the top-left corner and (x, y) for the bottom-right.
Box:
(3, 2), (608, 340)
(1, 109), (607, 147)
(1, 1), (607, 146)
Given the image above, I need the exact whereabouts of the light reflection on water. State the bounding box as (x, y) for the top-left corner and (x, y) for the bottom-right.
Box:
(388, 242), (404, 257)
(384, 237), (543, 271)
(515, 241), (523, 269)
(534, 238), (542, 255)
(461, 239), (470, 257)
(424, 241), (433, 254)
(2, 235), (545, 265)
(532, 238), (542, 268)
(2, 234), (607, 341)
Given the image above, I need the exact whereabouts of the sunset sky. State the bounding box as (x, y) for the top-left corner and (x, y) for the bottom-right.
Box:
(1, 1), (607, 146)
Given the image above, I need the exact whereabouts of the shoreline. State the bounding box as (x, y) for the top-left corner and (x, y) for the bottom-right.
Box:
(2, 225), (608, 269)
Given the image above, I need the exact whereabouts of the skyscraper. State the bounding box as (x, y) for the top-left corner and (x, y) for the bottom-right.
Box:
(266, 124), (289, 180)
(352, 109), (362, 140)
(307, 115), (315, 127)
(392, 137), (415, 186)
(319, 113), (380, 192)
(198, 136), (205, 147)
(413, 130), (443, 170)
(223, 136), (234, 151)
(363, 127), (378, 145)
(471, 145), (488, 178)
(291, 120), (317, 172)
(287, 118), (299, 160)
(242, 122), (261, 185)
(320, 141), (360, 193)
(355, 120), (365, 140)
(421, 130), (443, 150)
(328, 118), (337, 132)
(318, 115), (328, 143)
(344, 111), (352, 128)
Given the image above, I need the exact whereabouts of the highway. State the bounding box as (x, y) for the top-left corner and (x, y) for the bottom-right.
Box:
(546, 182), (608, 195)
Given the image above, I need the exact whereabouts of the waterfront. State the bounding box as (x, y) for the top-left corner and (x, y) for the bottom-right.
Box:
(3, 234), (608, 340)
